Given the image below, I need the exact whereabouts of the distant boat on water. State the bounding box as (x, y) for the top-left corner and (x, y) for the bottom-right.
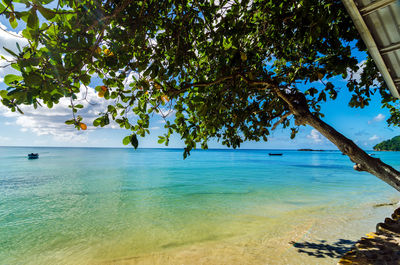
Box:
(268, 153), (283, 156)
(298, 149), (324, 151)
(28, 153), (39, 159)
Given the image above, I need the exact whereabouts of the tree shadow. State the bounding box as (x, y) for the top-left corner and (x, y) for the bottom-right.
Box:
(289, 239), (356, 258)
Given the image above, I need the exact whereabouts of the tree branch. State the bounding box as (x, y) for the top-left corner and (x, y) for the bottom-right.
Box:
(172, 73), (271, 96)
(274, 86), (400, 192)
(271, 111), (292, 130)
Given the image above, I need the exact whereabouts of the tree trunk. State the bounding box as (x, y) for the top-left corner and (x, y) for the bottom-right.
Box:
(275, 88), (400, 192)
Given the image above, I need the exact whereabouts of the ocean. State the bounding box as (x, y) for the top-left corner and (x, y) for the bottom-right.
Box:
(0, 147), (399, 264)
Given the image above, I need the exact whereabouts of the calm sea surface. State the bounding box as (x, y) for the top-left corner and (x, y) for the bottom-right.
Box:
(0, 147), (399, 264)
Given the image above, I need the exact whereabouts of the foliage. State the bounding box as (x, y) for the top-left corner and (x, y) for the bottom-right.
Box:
(374, 136), (400, 151)
(0, 0), (397, 157)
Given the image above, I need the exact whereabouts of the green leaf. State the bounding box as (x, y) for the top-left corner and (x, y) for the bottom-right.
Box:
(25, 73), (42, 86)
(0, 90), (9, 99)
(317, 91), (327, 102)
(9, 16), (18, 29)
(130, 134), (138, 149)
(16, 42), (21, 53)
(40, 0), (55, 4)
(80, 74), (91, 85)
(3, 47), (17, 57)
(122, 135), (131, 145)
(93, 117), (101, 127)
(65, 119), (75, 125)
(4, 74), (23, 85)
(16, 106), (24, 114)
(37, 5), (55, 20)
(11, 63), (20, 71)
(27, 8), (39, 29)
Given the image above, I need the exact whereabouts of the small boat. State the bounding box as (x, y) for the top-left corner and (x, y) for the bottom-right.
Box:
(28, 153), (39, 159)
(269, 153), (283, 156)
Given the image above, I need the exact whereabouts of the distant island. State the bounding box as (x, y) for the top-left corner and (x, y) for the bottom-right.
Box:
(298, 149), (325, 151)
(374, 136), (400, 151)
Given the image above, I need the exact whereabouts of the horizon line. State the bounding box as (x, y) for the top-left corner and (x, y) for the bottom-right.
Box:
(0, 145), (369, 151)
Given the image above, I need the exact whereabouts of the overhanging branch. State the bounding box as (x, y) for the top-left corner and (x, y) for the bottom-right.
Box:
(271, 111), (292, 130)
(274, 86), (400, 192)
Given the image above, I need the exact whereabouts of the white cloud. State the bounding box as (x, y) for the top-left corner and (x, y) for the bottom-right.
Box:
(0, 136), (10, 143)
(0, 24), (137, 144)
(368, 113), (385, 124)
(307, 129), (323, 143)
(0, 22), (29, 85)
(369, 135), (379, 141)
(347, 61), (365, 82)
(0, 23), (28, 56)
(0, 86), (113, 143)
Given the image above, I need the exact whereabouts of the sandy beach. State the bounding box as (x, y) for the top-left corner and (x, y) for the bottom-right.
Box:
(94, 202), (398, 265)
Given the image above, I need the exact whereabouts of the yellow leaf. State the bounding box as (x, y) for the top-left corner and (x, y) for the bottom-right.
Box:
(103, 48), (113, 56)
(98, 91), (105, 97)
(240, 51), (247, 61)
(161, 95), (169, 102)
(249, 72), (255, 80)
(365, 232), (376, 239)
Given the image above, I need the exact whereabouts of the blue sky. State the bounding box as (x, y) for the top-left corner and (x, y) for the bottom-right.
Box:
(0, 17), (398, 150)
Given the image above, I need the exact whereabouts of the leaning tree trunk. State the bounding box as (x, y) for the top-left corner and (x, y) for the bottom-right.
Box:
(274, 87), (400, 192)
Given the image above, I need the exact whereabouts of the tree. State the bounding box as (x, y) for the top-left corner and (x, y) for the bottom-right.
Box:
(374, 136), (400, 152)
(1, 0), (400, 191)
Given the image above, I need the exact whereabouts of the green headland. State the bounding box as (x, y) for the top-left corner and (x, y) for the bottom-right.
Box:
(374, 136), (400, 151)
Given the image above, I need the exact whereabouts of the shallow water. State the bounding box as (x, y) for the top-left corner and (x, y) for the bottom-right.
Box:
(0, 147), (399, 264)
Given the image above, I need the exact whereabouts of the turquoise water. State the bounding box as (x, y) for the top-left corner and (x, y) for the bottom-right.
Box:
(0, 147), (399, 264)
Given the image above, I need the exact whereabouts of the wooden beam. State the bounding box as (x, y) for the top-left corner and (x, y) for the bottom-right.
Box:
(380, 42), (400, 55)
(360, 0), (396, 16)
(341, 0), (400, 98)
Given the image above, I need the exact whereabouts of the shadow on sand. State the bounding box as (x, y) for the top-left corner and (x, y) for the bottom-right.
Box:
(289, 239), (356, 258)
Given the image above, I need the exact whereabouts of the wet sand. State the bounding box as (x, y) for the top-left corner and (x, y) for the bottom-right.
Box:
(95, 203), (398, 265)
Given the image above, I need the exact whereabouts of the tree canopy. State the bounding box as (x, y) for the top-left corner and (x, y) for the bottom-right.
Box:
(374, 136), (400, 152)
(0, 1), (399, 167)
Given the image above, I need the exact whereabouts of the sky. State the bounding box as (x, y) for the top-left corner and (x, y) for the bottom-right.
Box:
(0, 15), (398, 150)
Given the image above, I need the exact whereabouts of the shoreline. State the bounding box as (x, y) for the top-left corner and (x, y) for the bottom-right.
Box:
(91, 201), (399, 265)
(4, 198), (399, 264)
